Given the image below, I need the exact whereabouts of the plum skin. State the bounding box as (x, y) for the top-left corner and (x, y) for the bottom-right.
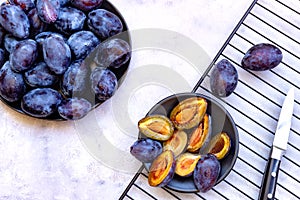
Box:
(0, 4), (30, 39)
(61, 60), (89, 97)
(58, 97), (92, 120)
(21, 88), (62, 118)
(67, 31), (100, 60)
(210, 59), (238, 97)
(193, 154), (221, 193)
(90, 68), (118, 101)
(24, 62), (59, 88)
(54, 7), (86, 35)
(95, 38), (131, 69)
(0, 62), (27, 102)
(42, 34), (71, 75)
(130, 138), (163, 163)
(241, 43), (283, 71)
(9, 39), (38, 73)
(87, 9), (123, 40)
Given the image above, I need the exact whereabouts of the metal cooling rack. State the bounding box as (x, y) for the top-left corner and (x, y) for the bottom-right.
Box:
(120, 0), (300, 199)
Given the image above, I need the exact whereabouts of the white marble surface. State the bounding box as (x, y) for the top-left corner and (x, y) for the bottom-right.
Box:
(0, 0), (255, 199)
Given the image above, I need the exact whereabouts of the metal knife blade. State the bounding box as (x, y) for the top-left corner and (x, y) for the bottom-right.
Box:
(272, 87), (294, 152)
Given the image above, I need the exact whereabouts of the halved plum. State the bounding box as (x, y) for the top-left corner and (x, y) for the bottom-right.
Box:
(187, 114), (211, 153)
(148, 150), (176, 187)
(170, 97), (207, 130)
(208, 132), (231, 160)
(138, 115), (174, 141)
(163, 130), (187, 157)
(175, 153), (201, 177)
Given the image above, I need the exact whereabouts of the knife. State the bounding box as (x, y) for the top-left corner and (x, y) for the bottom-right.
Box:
(258, 87), (295, 200)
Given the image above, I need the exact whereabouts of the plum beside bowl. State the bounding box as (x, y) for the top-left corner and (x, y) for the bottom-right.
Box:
(0, 0), (131, 120)
(141, 93), (239, 193)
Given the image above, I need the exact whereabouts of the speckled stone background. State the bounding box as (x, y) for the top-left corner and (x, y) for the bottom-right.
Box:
(0, 0), (254, 199)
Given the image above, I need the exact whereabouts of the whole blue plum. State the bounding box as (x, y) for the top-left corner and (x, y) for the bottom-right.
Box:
(193, 154), (221, 193)
(0, 62), (27, 102)
(130, 138), (163, 163)
(0, 5), (30, 39)
(210, 59), (238, 97)
(241, 43), (282, 71)
(21, 88), (62, 118)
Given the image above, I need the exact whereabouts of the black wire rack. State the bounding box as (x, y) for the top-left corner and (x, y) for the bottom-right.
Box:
(120, 0), (300, 199)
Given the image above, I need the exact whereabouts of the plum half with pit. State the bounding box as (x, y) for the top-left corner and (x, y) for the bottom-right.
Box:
(148, 150), (176, 187)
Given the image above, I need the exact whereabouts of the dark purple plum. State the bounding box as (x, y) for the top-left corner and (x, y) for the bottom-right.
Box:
(0, 48), (5, 67)
(67, 31), (100, 59)
(8, 0), (35, 12)
(241, 43), (283, 71)
(95, 38), (131, 69)
(35, 32), (65, 55)
(70, 0), (103, 12)
(87, 9), (123, 40)
(59, 0), (69, 6)
(210, 59), (238, 97)
(24, 62), (59, 87)
(193, 154), (221, 193)
(4, 34), (19, 53)
(58, 97), (92, 120)
(27, 8), (48, 35)
(0, 5), (30, 38)
(36, 0), (60, 24)
(0, 26), (5, 47)
(43, 34), (71, 74)
(35, 31), (65, 47)
(0, 62), (27, 102)
(54, 7), (86, 35)
(61, 60), (89, 97)
(10, 39), (38, 72)
(90, 68), (118, 101)
(21, 88), (62, 117)
(130, 138), (163, 163)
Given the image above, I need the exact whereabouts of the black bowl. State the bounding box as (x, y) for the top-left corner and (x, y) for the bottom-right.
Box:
(0, 0), (131, 120)
(141, 92), (239, 193)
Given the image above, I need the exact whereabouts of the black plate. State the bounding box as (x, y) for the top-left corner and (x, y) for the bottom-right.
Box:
(0, 0), (131, 120)
(141, 93), (239, 193)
